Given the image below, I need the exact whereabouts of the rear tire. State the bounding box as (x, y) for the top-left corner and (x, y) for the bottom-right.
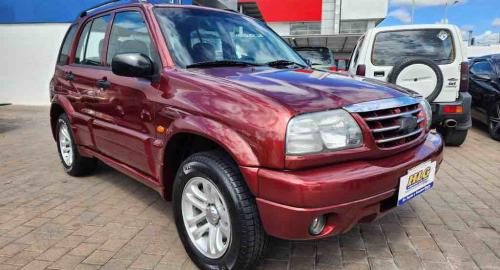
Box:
(439, 127), (468, 146)
(488, 102), (500, 141)
(56, 114), (96, 176)
(173, 150), (268, 270)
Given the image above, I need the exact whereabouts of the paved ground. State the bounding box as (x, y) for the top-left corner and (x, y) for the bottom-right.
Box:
(0, 106), (500, 270)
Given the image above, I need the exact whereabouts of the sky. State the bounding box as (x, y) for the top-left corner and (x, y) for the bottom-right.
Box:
(380, 0), (500, 45)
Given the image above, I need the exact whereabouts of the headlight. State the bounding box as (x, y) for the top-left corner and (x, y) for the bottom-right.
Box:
(419, 99), (432, 130)
(286, 110), (363, 155)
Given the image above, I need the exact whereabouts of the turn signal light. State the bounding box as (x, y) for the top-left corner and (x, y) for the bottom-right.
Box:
(156, 125), (166, 134)
(442, 105), (463, 114)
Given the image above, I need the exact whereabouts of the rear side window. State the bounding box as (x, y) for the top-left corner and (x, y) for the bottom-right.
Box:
(57, 24), (78, 65)
(372, 29), (455, 66)
(106, 11), (158, 65)
(75, 15), (111, 66)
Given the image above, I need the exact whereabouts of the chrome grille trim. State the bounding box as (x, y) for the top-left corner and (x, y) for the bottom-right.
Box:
(344, 97), (425, 149)
(364, 108), (421, 121)
(375, 129), (423, 144)
(372, 125), (400, 133)
(344, 96), (419, 113)
(371, 116), (424, 133)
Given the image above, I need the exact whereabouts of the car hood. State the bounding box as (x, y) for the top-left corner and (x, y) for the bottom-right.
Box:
(190, 67), (417, 114)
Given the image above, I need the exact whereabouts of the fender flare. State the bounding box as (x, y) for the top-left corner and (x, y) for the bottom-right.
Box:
(158, 115), (261, 199)
(50, 95), (76, 140)
(163, 115), (260, 167)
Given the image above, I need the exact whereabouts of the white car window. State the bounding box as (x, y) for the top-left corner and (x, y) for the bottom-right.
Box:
(372, 29), (455, 66)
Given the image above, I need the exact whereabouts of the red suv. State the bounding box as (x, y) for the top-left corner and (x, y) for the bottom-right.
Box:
(50, 2), (443, 269)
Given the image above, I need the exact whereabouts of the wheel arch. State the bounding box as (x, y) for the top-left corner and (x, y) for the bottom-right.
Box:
(50, 96), (75, 141)
(160, 116), (260, 200)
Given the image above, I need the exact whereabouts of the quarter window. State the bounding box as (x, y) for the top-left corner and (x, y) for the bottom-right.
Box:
(74, 22), (91, 64)
(57, 24), (78, 65)
(106, 11), (158, 65)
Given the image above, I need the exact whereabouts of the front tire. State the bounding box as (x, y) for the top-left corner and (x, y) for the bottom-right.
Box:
(56, 114), (96, 176)
(173, 150), (268, 270)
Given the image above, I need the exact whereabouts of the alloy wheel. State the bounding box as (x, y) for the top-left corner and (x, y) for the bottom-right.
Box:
(181, 176), (231, 259)
(58, 122), (74, 166)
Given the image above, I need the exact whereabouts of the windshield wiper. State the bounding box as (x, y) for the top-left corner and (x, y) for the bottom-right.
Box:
(186, 60), (262, 68)
(265, 60), (306, 68)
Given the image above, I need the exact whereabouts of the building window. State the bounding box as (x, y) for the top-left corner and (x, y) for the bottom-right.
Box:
(340, 20), (368, 34)
(290, 22), (321, 36)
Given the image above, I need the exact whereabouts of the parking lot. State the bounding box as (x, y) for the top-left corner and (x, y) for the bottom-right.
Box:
(0, 105), (499, 270)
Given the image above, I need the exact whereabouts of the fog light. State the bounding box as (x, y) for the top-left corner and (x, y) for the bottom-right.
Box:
(309, 215), (326, 235)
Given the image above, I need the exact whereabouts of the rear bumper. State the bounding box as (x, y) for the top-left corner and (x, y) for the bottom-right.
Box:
(431, 92), (472, 130)
(252, 133), (443, 240)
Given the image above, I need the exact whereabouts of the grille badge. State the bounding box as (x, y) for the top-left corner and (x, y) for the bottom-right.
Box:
(398, 116), (418, 133)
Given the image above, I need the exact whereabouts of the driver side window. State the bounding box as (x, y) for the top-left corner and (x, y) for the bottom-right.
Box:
(106, 11), (159, 66)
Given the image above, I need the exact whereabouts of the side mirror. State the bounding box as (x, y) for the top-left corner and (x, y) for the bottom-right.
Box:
(112, 53), (154, 78)
(474, 73), (492, 81)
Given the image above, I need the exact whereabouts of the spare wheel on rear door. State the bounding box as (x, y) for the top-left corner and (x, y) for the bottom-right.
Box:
(388, 58), (443, 102)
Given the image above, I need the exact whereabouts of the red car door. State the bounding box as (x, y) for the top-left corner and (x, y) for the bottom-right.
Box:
(90, 9), (162, 179)
(63, 15), (112, 149)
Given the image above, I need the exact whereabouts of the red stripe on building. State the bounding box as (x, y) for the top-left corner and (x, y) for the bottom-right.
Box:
(239, 0), (322, 22)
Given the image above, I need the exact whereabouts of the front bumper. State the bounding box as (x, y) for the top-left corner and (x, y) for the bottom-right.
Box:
(431, 92), (472, 131)
(252, 133), (443, 240)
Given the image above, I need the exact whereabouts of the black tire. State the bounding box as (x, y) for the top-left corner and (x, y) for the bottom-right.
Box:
(488, 102), (500, 141)
(439, 128), (468, 146)
(56, 114), (96, 176)
(388, 58), (444, 102)
(173, 150), (268, 270)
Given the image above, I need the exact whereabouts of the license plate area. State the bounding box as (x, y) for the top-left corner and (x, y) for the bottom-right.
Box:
(397, 160), (436, 206)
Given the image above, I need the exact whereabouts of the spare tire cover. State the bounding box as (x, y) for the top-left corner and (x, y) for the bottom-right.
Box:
(388, 58), (443, 102)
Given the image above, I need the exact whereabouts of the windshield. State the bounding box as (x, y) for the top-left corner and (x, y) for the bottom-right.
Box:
(154, 7), (307, 68)
(372, 29), (455, 66)
(296, 48), (334, 66)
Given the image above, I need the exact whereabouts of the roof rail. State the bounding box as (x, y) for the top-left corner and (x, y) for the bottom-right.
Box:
(79, 0), (146, 18)
(78, 0), (187, 18)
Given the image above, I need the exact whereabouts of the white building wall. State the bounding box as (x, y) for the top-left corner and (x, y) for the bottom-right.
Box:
(267, 22), (291, 36)
(321, 0), (335, 35)
(0, 23), (70, 105)
(341, 0), (388, 21)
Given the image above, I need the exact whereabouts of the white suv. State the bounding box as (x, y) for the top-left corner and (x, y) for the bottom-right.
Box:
(349, 24), (471, 146)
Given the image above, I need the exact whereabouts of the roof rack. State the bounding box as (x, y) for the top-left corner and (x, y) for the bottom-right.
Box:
(80, 0), (119, 17)
(78, 0), (187, 18)
(79, 0), (148, 18)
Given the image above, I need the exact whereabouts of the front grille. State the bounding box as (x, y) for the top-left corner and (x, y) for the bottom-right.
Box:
(358, 103), (424, 148)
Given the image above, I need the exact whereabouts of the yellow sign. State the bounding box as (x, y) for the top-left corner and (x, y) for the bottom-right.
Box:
(406, 167), (431, 189)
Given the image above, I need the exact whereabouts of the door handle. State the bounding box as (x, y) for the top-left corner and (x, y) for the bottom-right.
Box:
(96, 78), (110, 90)
(374, 71), (385, 77)
(64, 71), (74, 81)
